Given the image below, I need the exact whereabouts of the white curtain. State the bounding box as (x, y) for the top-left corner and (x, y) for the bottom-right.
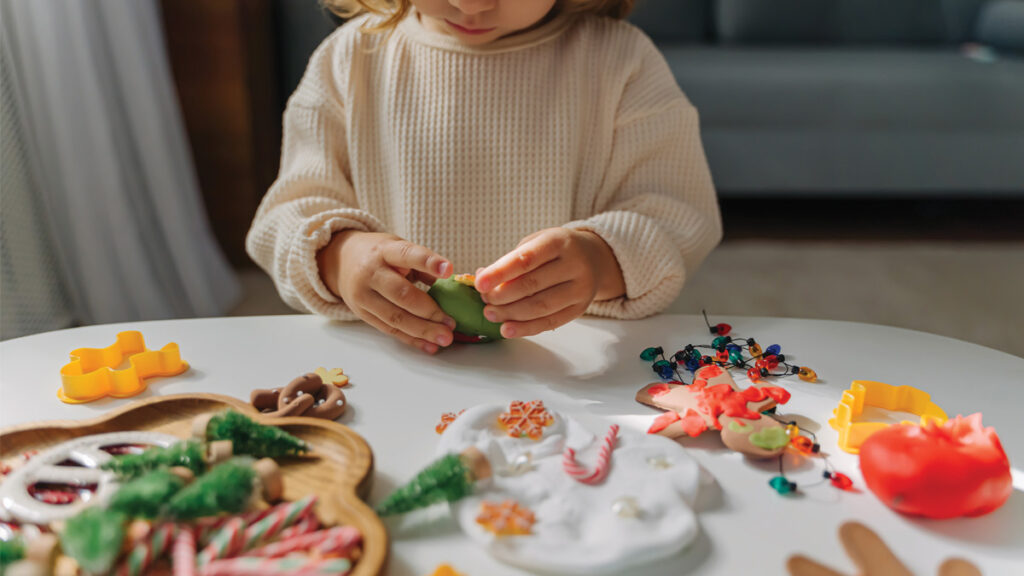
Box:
(0, 0), (240, 332)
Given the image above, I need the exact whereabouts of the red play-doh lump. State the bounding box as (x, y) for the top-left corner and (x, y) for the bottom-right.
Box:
(859, 413), (1012, 519)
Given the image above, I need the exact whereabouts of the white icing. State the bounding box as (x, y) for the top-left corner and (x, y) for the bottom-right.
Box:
(0, 431), (179, 524)
(437, 404), (702, 575)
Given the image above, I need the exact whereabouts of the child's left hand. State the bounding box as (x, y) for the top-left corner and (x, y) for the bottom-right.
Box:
(475, 228), (625, 338)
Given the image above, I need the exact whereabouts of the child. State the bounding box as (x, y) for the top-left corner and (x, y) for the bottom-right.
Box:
(246, 0), (722, 354)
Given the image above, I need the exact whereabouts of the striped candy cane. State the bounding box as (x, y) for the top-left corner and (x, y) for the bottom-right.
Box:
(172, 529), (197, 576)
(196, 517), (246, 566)
(246, 525), (362, 558)
(242, 496), (318, 551)
(562, 424), (619, 485)
(116, 523), (178, 576)
(198, 556), (353, 576)
(273, 511), (319, 542)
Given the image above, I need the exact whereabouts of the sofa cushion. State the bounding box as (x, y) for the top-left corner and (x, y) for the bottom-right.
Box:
(629, 0), (710, 43)
(660, 45), (1024, 192)
(976, 0), (1024, 52)
(714, 0), (983, 44)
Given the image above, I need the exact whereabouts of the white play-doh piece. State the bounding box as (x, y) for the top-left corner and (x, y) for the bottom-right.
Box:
(437, 404), (703, 575)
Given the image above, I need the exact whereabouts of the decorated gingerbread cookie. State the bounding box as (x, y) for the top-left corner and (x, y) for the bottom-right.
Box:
(636, 364), (792, 458)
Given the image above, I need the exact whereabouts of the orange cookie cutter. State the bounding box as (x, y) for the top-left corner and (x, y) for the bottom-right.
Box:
(828, 380), (947, 454)
(58, 331), (188, 404)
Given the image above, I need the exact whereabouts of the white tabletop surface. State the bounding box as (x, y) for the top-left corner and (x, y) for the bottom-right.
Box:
(1, 314), (1022, 575)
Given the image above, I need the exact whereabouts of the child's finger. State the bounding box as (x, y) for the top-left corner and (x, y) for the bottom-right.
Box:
(356, 309), (438, 355)
(482, 260), (568, 306)
(498, 302), (587, 339)
(373, 269), (456, 329)
(363, 291), (454, 348)
(484, 281), (577, 323)
(381, 240), (452, 279)
(476, 236), (560, 293)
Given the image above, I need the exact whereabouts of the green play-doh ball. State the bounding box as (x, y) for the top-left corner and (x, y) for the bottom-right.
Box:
(428, 277), (504, 342)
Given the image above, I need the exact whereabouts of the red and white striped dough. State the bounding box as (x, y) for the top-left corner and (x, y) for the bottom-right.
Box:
(245, 525), (361, 558)
(172, 529), (197, 576)
(562, 424), (619, 485)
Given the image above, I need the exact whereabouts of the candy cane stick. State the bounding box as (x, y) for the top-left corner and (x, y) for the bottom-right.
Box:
(172, 529), (197, 576)
(273, 511), (319, 542)
(198, 556), (353, 576)
(117, 523), (178, 576)
(246, 525), (362, 558)
(196, 517), (245, 566)
(562, 424), (618, 485)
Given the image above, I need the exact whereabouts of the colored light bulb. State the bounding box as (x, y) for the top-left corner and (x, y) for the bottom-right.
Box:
(791, 436), (815, 455)
(711, 336), (731, 350)
(766, 344), (781, 356)
(640, 347), (663, 361)
(729, 351), (744, 367)
(798, 367), (817, 382)
(769, 476), (797, 495)
(747, 367), (761, 382)
(685, 358), (700, 372)
(826, 472), (853, 491)
(713, 323), (731, 335)
(749, 343), (763, 357)
(786, 424), (800, 437)
(715, 350), (729, 363)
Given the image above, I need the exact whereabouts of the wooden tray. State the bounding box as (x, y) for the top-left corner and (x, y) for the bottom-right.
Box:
(0, 393), (388, 575)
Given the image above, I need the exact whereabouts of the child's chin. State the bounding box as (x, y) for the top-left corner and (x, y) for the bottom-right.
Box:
(453, 32), (500, 46)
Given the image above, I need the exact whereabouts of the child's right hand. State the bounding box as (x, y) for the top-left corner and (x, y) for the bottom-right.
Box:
(317, 231), (456, 354)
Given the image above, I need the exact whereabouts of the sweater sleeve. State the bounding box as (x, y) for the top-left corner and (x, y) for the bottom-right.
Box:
(564, 37), (722, 320)
(245, 38), (386, 321)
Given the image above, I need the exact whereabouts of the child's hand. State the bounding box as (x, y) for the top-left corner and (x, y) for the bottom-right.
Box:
(475, 228), (625, 338)
(318, 231), (456, 354)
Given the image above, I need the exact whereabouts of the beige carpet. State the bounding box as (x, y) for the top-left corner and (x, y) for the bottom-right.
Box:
(231, 241), (1024, 358)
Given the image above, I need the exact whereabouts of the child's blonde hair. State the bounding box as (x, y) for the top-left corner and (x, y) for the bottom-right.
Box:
(323, 0), (636, 32)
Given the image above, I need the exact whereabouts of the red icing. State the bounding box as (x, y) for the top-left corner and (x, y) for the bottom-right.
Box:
(679, 409), (708, 437)
(697, 365), (724, 378)
(648, 411), (680, 434)
(647, 383), (672, 397)
(685, 379), (790, 431)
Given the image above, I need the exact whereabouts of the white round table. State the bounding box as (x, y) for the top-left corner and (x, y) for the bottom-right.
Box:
(1, 314), (1022, 575)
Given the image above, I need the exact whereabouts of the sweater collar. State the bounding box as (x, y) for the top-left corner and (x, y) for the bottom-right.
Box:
(396, 8), (576, 54)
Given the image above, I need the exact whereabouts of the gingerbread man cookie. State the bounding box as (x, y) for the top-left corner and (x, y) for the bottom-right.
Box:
(251, 373), (346, 421)
(636, 365), (791, 458)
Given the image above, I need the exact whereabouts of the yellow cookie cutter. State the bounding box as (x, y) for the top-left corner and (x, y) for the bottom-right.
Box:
(828, 380), (947, 454)
(58, 331), (188, 404)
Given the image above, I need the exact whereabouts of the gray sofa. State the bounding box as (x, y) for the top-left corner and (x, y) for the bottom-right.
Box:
(631, 0), (1024, 196)
(273, 0), (1024, 196)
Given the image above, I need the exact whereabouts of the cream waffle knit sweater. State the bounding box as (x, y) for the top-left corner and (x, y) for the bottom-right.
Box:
(246, 10), (722, 321)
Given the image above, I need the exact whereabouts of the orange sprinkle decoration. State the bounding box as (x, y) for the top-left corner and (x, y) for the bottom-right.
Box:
(435, 410), (466, 434)
(476, 500), (535, 536)
(453, 274), (477, 287)
(498, 400), (554, 440)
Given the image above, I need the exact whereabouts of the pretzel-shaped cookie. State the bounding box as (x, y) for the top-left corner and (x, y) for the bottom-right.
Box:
(251, 373), (346, 421)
